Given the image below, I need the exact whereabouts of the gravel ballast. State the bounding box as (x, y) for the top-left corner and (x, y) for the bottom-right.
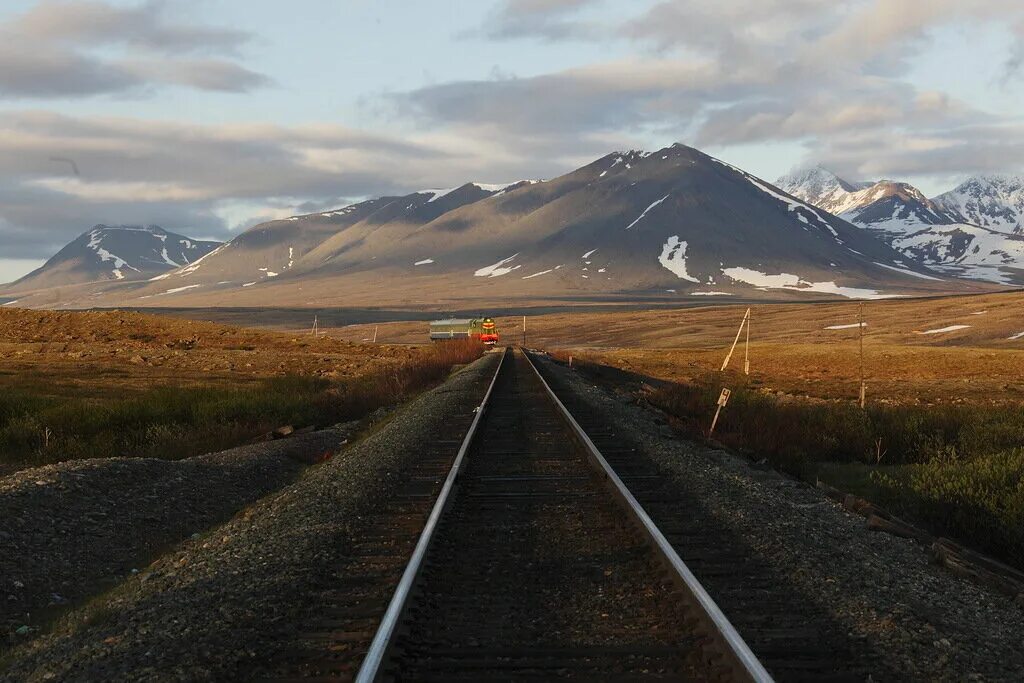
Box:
(539, 354), (1024, 681)
(0, 353), (498, 682)
(0, 429), (350, 650)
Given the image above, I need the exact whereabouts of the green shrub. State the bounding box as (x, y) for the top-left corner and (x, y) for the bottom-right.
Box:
(872, 450), (1024, 567)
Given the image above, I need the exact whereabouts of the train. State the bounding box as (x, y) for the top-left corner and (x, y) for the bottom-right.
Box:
(429, 317), (499, 345)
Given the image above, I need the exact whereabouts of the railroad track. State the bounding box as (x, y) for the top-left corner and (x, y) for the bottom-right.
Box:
(254, 347), (796, 681)
(529, 352), (874, 682)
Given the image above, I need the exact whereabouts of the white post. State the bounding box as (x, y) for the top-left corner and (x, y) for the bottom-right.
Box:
(744, 308), (750, 375)
(721, 308), (750, 372)
(859, 303), (866, 409)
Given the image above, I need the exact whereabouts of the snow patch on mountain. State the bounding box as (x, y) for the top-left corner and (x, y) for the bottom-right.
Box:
(474, 254), (521, 278)
(917, 325), (971, 335)
(626, 195), (670, 230)
(522, 269), (553, 279)
(722, 266), (895, 299)
(657, 236), (699, 282)
(892, 223), (1024, 284)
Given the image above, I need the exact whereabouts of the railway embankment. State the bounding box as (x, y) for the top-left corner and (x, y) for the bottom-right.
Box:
(535, 353), (1024, 681)
(0, 352), (499, 682)
(0, 427), (349, 651)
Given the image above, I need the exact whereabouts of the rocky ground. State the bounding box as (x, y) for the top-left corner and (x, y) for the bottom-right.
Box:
(0, 353), (498, 682)
(537, 354), (1024, 681)
(0, 427), (356, 650)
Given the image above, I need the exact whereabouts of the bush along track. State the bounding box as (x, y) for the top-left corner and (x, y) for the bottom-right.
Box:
(557, 353), (1024, 580)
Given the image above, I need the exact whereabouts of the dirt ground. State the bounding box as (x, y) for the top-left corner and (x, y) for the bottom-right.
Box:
(326, 290), (1024, 405)
(0, 308), (420, 400)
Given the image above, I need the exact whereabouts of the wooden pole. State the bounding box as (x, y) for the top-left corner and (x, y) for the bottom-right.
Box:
(523, 315), (527, 347)
(373, 325), (378, 343)
(859, 302), (866, 409)
(721, 308), (750, 372)
(744, 308), (750, 375)
(709, 404), (724, 436)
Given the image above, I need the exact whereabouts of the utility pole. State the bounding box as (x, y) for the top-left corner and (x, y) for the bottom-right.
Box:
(522, 315), (527, 348)
(373, 325), (378, 343)
(311, 315), (318, 337)
(859, 302), (866, 409)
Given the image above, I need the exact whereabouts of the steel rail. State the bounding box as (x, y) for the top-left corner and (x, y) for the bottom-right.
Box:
(522, 349), (775, 683)
(354, 347), (508, 683)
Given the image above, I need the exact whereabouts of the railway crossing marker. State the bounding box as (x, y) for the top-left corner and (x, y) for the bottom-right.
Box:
(709, 387), (731, 436)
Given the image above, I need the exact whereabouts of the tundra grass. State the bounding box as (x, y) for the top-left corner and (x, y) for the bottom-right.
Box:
(0, 340), (484, 470)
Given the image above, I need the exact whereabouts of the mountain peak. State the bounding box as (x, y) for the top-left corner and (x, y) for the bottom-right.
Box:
(6, 224), (221, 291)
(934, 174), (1024, 232)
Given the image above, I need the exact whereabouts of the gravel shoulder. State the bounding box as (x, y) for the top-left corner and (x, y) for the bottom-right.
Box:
(1, 429), (350, 650)
(0, 352), (498, 682)
(538, 354), (1024, 682)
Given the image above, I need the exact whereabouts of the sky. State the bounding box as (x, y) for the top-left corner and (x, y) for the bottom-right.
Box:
(1, 0), (1023, 281)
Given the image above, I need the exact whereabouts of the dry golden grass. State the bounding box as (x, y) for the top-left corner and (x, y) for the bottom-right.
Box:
(0, 308), (422, 400)
(0, 308), (486, 472)
(327, 291), (1024, 405)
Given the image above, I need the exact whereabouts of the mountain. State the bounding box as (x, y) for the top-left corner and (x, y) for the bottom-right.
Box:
(774, 167), (873, 215)
(776, 168), (959, 232)
(151, 182), (523, 289)
(777, 169), (1024, 284)
(934, 176), (1024, 233)
(98, 143), (966, 309)
(4, 226), (221, 293)
(6, 146), (992, 311)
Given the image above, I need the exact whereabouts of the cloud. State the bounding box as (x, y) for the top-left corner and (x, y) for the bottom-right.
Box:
(0, 110), (576, 260)
(0, 1), (268, 98)
(394, 0), (1024, 182)
(481, 0), (600, 40)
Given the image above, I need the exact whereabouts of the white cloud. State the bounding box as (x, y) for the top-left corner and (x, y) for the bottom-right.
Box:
(0, 1), (268, 98)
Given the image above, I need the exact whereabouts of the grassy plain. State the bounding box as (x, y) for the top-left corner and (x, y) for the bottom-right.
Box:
(0, 308), (482, 472)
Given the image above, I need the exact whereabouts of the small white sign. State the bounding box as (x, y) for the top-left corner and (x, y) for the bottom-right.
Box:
(717, 388), (731, 407)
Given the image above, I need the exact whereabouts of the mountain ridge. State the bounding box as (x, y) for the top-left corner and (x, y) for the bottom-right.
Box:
(5, 225), (221, 293)
(2, 145), (996, 309)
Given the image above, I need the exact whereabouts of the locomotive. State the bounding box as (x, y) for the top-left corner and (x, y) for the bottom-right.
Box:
(429, 317), (499, 345)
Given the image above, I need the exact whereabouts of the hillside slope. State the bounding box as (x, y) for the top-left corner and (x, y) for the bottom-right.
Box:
(4, 226), (220, 292)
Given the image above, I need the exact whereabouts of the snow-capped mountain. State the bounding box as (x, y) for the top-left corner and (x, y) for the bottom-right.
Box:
(892, 224), (1024, 284)
(934, 176), (1024, 234)
(6, 147), (990, 310)
(77, 143), (963, 308)
(776, 169), (957, 232)
(774, 167), (872, 215)
(777, 168), (1024, 284)
(5, 225), (221, 292)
